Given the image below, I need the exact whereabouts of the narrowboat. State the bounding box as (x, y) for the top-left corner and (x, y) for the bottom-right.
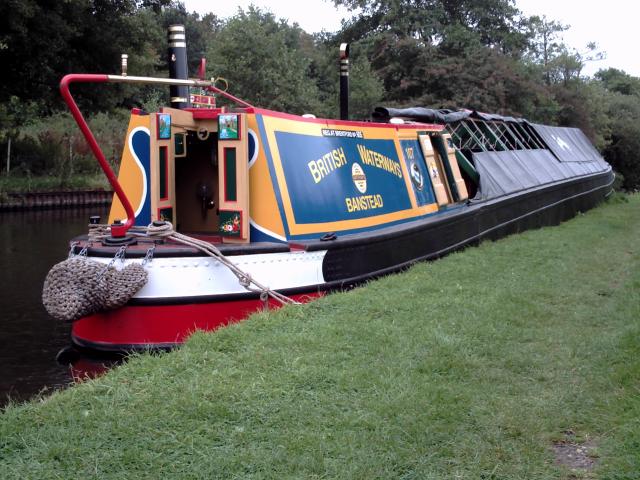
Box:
(43, 26), (614, 352)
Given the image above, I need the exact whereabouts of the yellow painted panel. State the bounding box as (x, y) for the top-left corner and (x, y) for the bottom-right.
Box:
(108, 114), (151, 224)
(218, 113), (249, 243)
(247, 115), (286, 240)
(441, 134), (469, 201)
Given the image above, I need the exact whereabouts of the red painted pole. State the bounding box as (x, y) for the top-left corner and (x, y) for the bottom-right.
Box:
(204, 85), (253, 108)
(60, 74), (134, 237)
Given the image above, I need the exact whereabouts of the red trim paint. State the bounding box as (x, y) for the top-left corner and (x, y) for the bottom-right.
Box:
(186, 232), (223, 242)
(157, 206), (172, 223)
(251, 107), (444, 131)
(203, 85), (253, 107)
(60, 74), (135, 237)
(187, 108), (256, 118)
(71, 292), (322, 350)
(188, 108), (222, 119)
(189, 106), (441, 130)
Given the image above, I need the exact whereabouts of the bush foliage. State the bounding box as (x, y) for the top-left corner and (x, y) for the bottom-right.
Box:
(0, 0), (638, 190)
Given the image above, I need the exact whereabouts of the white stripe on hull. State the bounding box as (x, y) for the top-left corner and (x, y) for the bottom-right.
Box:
(88, 250), (327, 299)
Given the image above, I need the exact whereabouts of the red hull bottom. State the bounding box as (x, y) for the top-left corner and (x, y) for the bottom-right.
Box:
(71, 292), (322, 352)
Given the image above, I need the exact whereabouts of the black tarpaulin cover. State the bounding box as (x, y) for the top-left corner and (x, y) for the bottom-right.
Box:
(472, 149), (610, 201)
(530, 124), (606, 164)
(372, 106), (611, 201)
(371, 107), (526, 124)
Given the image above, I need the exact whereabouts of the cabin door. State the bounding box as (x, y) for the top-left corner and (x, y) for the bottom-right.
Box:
(418, 134), (452, 206)
(174, 132), (219, 233)
(431, 134), (469, 202)
(217, 113), (249, 242)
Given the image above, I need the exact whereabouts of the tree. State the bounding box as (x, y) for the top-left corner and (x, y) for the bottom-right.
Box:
(601, 93), (640, 190)
(331, 0), (541, 116)
(335, 0), (527, 53)
(0, 0), (174, 112)
(595, 68), (640, 97)
(591, 70), (640, 190)
(206, 7), (322, 114)
(522, 15), (567, 85)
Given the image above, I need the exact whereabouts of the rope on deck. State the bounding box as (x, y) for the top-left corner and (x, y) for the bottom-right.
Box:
(90, 222), (299, 307)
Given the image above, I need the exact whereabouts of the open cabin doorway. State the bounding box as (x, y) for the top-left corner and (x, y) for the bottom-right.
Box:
(174, 131), (220, 234)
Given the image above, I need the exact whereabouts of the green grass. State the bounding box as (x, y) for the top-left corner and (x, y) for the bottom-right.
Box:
(0, 173), (109, 194)
(1, 194), (639, 479)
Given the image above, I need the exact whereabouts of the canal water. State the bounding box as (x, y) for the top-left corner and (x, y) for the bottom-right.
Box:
(0, 207), (108, 407)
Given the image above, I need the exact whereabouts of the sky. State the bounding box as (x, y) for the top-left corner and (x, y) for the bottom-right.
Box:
(181, 0), (640, 77)
(516, 0), (639, 77)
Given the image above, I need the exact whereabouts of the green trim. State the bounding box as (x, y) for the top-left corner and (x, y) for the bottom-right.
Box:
(159, 146), (168, 200)
(455, 150), (480, 185)
(224, 148), (237, 202)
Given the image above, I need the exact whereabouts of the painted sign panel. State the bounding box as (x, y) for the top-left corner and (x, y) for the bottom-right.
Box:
(219, 210), (242, 237)
(157, 113), (171, 139)
(219, 114), (239, 140)
(274, 132), (412, 224)
(190, 94), (216, 107)
(400, 139), (436, 206)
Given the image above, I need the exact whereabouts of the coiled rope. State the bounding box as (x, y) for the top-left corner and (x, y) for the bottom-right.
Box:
(88, 222), (299, 307)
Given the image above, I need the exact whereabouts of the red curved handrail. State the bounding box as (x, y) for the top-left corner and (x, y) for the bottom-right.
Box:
(60, 74), (135, 237)
(204, 84), (253, 108)
(59, 73), (255, 237)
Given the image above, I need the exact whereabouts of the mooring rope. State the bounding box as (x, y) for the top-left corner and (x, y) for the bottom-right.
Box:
(88, 223), (111, 242)
(86, 222), (299, 307)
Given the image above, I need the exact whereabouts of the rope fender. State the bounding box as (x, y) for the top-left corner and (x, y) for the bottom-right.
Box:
(42, 257), (148, 322)
(43, 222), (299, 322)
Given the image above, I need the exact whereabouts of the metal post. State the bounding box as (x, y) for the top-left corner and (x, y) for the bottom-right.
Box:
(168, 25), (190, 109)
(339, 43), (349, 120)
(6, 137), (10, 175)
(69, 135), (73, 176)
(121, 54), (128, 77)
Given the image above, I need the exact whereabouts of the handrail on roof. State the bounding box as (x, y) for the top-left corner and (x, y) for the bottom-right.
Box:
(60, 73), (253, 237)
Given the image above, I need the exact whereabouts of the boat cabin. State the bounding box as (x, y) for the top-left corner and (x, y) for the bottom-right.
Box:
(107, 104), (472, 244)
(108, 105), (250, 242)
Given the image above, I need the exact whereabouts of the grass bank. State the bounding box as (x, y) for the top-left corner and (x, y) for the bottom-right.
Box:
(1, 195), (639, 479)
(0, 173), (109, 195)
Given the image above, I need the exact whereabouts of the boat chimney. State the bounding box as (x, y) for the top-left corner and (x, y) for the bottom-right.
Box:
(168, 24), (190, 109)
(339, 43), (349, 120)
(121, 54), (128, 76)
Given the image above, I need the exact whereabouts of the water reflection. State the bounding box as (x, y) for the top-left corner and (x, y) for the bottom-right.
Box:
(56, 347), (125, 383)
(0, 207), (108, 407)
